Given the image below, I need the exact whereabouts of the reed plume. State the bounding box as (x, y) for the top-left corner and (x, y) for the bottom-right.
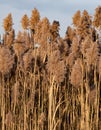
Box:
(50, 20), (60, 41)
(93, 6), (101, 28)
(66, 52), (76, 67)
(70, 58), (83, 88)
(0, 46), (14, 75)
(72, 10), (81, 27)
(71, 36), (80, 54)
(30, 8), (40, 32)
(13, 42), (27, 63)
(23, 49), (34, 71)
(5, 29), (15, 48)
(3, 13), (13, 32)
(85, 41), (99, 67)
(21, 14), (29, 30)
(47, 50), (66, 84)
(65, 26), (75, 46)
(80, 36), (93, 56)
(75, 10), (92, 39)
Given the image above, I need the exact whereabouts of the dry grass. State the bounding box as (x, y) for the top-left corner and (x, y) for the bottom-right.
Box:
(0, 6), (101, 130)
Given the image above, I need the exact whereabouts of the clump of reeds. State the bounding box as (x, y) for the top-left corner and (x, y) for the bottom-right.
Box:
(0, 6), (100, 130)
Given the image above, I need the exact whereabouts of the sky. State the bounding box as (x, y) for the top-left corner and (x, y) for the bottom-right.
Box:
(0, 0), (100, 37)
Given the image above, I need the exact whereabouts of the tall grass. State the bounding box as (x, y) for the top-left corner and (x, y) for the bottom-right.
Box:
(0, 6), (101, 130)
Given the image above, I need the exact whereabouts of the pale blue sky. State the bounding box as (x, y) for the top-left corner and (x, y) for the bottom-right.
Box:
(0, 0), (100, 37)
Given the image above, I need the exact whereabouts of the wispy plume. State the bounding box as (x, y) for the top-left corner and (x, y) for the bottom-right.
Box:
(0, 46), (14, 75)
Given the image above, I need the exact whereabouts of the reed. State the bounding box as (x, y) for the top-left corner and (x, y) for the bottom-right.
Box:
(0, 6), (100, 130)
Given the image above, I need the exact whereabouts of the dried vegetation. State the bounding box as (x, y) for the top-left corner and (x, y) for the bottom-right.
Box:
(0, 6), (101, 130)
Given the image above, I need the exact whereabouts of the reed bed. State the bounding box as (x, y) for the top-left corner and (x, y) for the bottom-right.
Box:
(0, 6), (101, 130)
